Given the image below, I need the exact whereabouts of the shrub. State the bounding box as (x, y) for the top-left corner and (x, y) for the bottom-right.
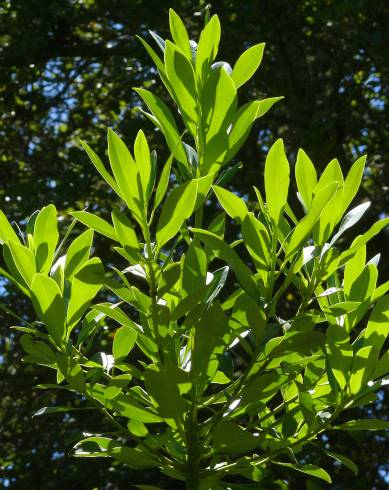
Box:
(1, 9), (388, 490)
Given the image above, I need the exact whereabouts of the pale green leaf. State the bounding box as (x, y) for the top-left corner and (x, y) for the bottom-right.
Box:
(273, 463), (331, 483)
(134, 89), (188, 166)
(363, 295), (389, 354)
(333, 419), (389, 431)
(0, 210), (20, 244)
(192, 228), (261, 301)
(134, 130), (152, 201)
(213, 186), (248, 223)
(231, 43), (265, 88)
(153, 154), (173, 211)
(165, 41), (198, 136)
(108, 129), (143, 219)
(33, 204), (59, 274)
(324, 450), (358, 476)
(295, 149), (317, 209)
(156, 180), (198, 248)
(169, 9), (191, 58)
(4, 240), (36, 288)
(113, 326), (138, 361)
(342, 155), (366, 214)
(67, 257), (105, 332)
(70, 211), (117, 241)
(225, 97), (283, 165)
(65, 229), (94, 280)
(31, 273), (66, 345)
(80, 140), (122, 197)
(285, 182), (337, 260)
(264, 139), (290, 224)
(196, 14), (221, 82)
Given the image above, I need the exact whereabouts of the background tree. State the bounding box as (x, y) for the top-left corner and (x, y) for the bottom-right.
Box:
(0, 0), (388, 488)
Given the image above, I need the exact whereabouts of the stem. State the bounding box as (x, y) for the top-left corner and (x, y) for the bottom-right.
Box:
(195, 206), (203, 228)
(143, 222), (165, 361)
(186, 405), (201, 490)
(266, 222), (279, 304)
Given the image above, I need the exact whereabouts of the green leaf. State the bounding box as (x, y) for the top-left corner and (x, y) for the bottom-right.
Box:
(192, 228), (260, 301)
(341, 155), (366, 214)
(273, 463), (331, 483)
(144, 364), (190, 425)
(316, 158), (343, 191)
(57, 354), (86, 391)
(193, 173), (215, 210)
(32, 406), (92, 417)
(153, 154), (173, 211)
(134, 486), (163, 490)
(111, 208), (140, 261)
(92, 304), (142, 334)
(204, 266), (230, 305)
(363, 295), (389, 354)
(226, 98), (283, 165)
(373, 350), (389, 379)
(70, 211), (117, 241)
(326, 324), (353, 390)
(324, 449), (358, 476)
(32, 204), (59, 274)
(108, 128), (143, 220)
(333, 419), (389, 431)
(67, 257), (105, 332)
(322, 301), (360, 317)
(338, 218), (389, 266)
(156, 180), (198, 248)
(213, 420), (260, 454)
(113, 326), (138, 361)
(182, 240), (207, 297)
(134, 130), (152, 202)
(241, 213), (270, 273)
(4, 240), (36, 288)
(165, 41), (198, 136)
(330, 201), (371, 246)
(213, 186), (248, 223)
(51, 255), (66, 291)
(20, 334), (56, 366)
(196, 14), (221, 83)
(284, 182), (337, 261)
(349, 345), (375, 394)
(137, 35), (167, 79)
(30, 273), (66, 345)
(298, 387), (316, 425)
(239, 373), (288, 410)
(203, 67), (237, 142)
(64, 229), (93, 280)
(295, 149), (317, 209)
(105, 390), (162, 423)
(201, 68), (237, 173)
(158, 262), (181, 296)
(80, 140), (122, 197)
(134, 89), (188, 166)
(264, 139), (290, 224)
(345, 263), (377, 331)
(312, 159), (344, 243)
(231, 43), (265, 88)
(228, 291), (266, 342)
(0, 210), (20, 244)
(169, 9), (191, 58)
(191, 301), (229, 390)
(73, 437), (157, 468)
(343, 245), (366, 296)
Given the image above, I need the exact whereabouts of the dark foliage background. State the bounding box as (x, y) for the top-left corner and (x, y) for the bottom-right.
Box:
(0, 0), (388, 488)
